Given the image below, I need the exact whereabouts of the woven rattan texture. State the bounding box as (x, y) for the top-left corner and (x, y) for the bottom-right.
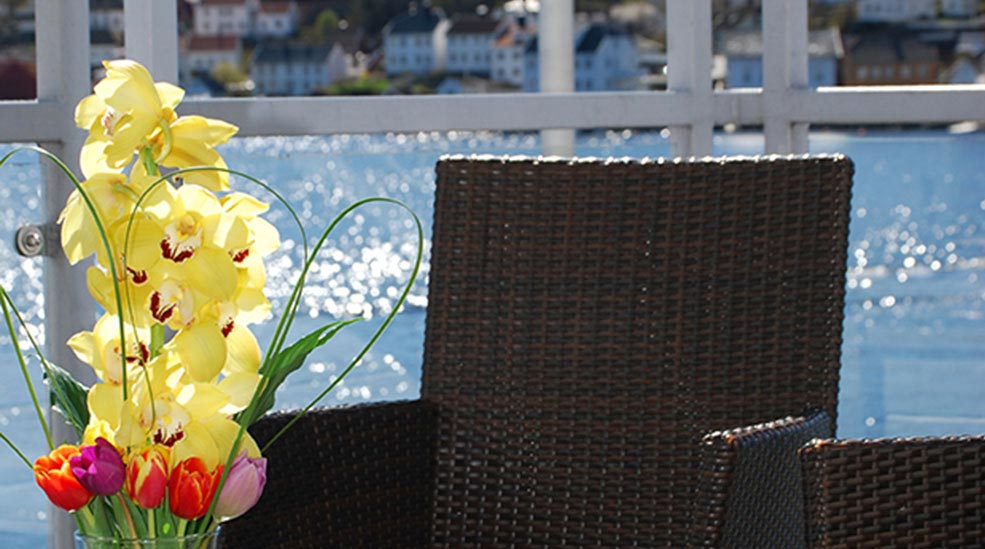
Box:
(693, 410), (833, 548)
(802, 436), (985, 548)
(424, 155), (854, 546)
(220, 401), (436, 548)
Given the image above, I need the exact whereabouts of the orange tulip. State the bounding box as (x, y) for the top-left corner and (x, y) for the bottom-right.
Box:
(168, 457), (222, 520)
(34, 445), (93, 511)
(125, 446), (169, 509)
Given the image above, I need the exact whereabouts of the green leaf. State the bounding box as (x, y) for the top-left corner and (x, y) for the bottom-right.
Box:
(44, 362), (90, 437)
(241, 318), (361, 426)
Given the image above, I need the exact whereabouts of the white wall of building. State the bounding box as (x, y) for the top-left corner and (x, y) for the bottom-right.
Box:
(91, 9), (125, 34)
(491, 40), (526, 86)
(255, 4), (298, 38)
(941, 0), (979, 17)
(576, 33), (639, 92)
(194, 2), (251, 37)
(447, 32), (494, 74)
(857, 0), (936, 22)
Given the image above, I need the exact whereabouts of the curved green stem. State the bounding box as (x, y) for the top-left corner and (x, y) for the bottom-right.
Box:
(0, 287), (85, 439)
(122, 165), (309, 368)
(0, 431), (32, 468)
(260, 198), (423, 452)
(204, 197), (423, 523)
(0, 146), (130, 400)
(0, 288), (52, 450)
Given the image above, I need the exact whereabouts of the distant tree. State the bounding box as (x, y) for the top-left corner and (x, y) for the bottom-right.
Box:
(211, 61), (248, 85)
(316, 9), (341, 34)
(300, 8), (342, 44)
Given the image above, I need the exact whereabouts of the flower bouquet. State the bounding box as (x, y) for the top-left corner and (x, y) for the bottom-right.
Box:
(0, 60), (421, 546)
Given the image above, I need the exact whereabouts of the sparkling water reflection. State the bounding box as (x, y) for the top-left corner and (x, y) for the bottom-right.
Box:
(0, 130), (982, 544)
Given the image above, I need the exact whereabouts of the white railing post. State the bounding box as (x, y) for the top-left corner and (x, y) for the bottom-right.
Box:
(34, 0), (93, 546)
(667, 0), (713, 158)
(539, 0), (575, 156)
(763, 0), (809, 153)
(124, 0), (179, 83)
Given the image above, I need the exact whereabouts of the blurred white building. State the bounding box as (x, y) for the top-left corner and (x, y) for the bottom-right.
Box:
(250, 42), (348, 95)
(941, 0), (980, 18)
(194, 0), (252, 37)
(856, 0), (936, 22)
(255, 1), (299, 38)
(523, 22), (640, 92)
(491, 28), (528, 87)
(181, 35), (242, 83)
(90, 0), (125, 35)
(445, 16), (500, 76)
(383, 5), (450, 76)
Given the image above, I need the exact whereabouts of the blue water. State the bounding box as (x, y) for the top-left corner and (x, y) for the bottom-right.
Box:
(0, 129), (983, 544)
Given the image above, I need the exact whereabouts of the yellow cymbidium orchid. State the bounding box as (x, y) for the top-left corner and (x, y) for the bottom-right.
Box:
(74, 60), (237, 190)
(100, 353), (262, 468)
(67, 313), (150, 385)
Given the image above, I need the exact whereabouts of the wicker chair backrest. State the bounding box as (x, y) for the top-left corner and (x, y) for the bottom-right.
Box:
(423, 155), (854, 545)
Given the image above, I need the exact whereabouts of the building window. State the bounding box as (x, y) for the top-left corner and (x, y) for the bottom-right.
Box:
(871, 66), (883, 79)
(900, 65), (912, 78)
(856, 66), (868, 80)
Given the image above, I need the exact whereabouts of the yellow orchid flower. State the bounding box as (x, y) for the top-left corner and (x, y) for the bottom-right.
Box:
(74, 60), (237, 189)
(67, 313), (149, 385)
(99, 353), (261, 467)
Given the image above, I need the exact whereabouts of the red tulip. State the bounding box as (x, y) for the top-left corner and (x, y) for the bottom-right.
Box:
(34, 445), (93, 511)
(125, 446), (169, 509)
(168, 457), (222, 520)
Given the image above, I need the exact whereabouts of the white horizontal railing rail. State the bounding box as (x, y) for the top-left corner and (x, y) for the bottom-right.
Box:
(7, 86), (985, 144)
(1, 0), (985, 546)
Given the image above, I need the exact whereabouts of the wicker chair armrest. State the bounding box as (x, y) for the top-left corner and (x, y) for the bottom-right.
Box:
(801, 435), (985, 548)
(692, 410), (833, 548)
(220, 399), (437, 548)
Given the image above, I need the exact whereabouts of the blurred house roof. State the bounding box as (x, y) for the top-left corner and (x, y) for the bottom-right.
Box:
(253, 41), (333, 64)
(386, 5), (445, 35)
(576, 22), (631, 54)
(843, 29), (938, 64)
(448, 16), (499, 35)
(259, 1), (294, 14)
(188, 35), (239, 52)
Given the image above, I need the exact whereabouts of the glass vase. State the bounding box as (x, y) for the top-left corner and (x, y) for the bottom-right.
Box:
(73, 528), (220, 549)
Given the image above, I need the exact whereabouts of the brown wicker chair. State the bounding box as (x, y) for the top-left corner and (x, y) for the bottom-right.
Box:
(221, 154), (855, 547)
(800, 437), (985, 548)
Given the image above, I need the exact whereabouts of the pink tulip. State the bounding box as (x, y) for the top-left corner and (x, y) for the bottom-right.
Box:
(214, 451), (267, 520)
(70, 437), (125, 495)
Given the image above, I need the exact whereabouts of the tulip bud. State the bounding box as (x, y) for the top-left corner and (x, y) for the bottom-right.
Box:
(125, 446), (169, 509)
(34, 445), (93, 511)
(70, 437), (125, 495)
(215, 451), (267, 520)
(169, 457), (222, 520)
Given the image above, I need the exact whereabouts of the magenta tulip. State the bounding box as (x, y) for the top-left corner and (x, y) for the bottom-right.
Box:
(215, 451), (267, 520)
(70, 437), (125, 495)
